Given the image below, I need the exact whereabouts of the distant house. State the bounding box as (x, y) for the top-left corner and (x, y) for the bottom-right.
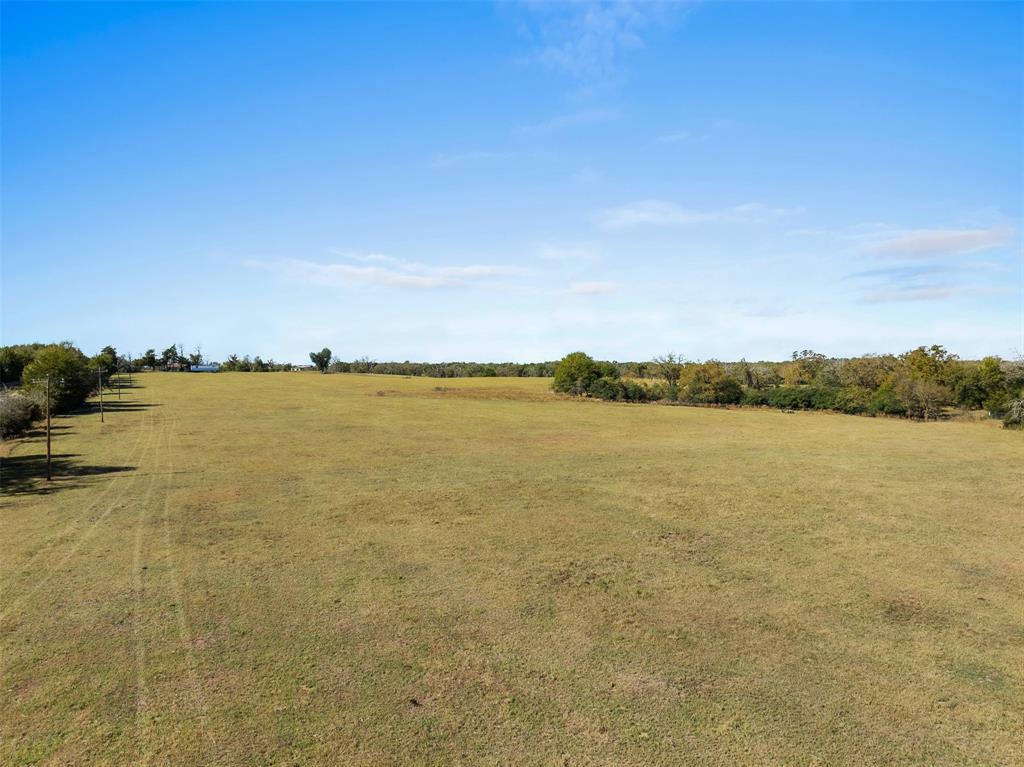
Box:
(293, 364), (316, 371)
(189, 363), (220, 373)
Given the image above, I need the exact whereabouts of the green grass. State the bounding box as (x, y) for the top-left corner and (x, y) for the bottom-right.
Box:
(2, 372), (1022, 765)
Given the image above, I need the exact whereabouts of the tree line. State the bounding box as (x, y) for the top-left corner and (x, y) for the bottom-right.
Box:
(0, 341), (127, 437)
(552, 347), (1024, 427)
(3, 341), (1022, 438)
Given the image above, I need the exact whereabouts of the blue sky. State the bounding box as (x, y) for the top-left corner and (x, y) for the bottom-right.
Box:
(2, 1), (1021, 363)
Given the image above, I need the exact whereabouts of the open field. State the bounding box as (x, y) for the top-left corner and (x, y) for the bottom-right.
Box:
(1, 372), (1022, 766)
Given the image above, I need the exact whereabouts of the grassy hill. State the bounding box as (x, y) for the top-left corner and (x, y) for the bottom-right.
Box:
(2, 372), (1021, 765)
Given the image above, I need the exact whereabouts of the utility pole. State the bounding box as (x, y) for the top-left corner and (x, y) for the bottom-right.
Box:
(98, 368), (104, 423)
(45, 375), (52, 481)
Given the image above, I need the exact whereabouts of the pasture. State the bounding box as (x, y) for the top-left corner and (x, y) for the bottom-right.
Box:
(1, 372), (1021, 765)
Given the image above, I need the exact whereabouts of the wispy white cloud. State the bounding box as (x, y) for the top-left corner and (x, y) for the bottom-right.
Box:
(568, 280), (617, 295)
(516, 106), (617, 134)
(845, 262), (1010, 304)
(247, 255), (528, 291)
(512, 1), (685, 80)
(863, 226), (1016, 259)
(597, 199), (805, 230)
(861, 285), (1010, 304)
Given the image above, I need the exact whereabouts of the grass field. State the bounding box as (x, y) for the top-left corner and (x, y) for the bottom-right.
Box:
(1, 372), (1022, 766)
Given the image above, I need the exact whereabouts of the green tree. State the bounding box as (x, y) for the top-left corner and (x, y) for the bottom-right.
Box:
(141, 349), (158, 369)
(840, 354), (898, 390)
(21, 342), (93, 413)
(901, 345), (957, 385)
(94, 345), (118, 380)
(785, 350), (827, 385)
(161, 346), (178, 368)
(0, 344), (43, 384)
(309, 348), (332, 373)
(552, 352), (601, 395)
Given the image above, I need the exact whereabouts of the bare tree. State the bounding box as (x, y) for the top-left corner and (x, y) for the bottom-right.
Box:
(652, 353), (685, 385)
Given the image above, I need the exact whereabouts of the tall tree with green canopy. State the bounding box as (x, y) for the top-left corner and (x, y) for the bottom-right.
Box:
(309, 348), (332, 373)
(21, 342), (93, 413)
(552, 352), (601, 395)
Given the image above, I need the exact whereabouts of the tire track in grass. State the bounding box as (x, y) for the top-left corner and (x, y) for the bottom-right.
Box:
(133, 408), (165, 766)
(0, 408), (159, 622)
(160, 414), (218, 760)
(0, 399), (154, 591)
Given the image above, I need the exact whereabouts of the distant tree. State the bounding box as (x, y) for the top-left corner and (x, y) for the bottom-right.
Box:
(893, 376), (950, 420)
(652, 354), (684, 384)
(783, 350), (827, 386)
(91, 345), (119, 380)
(901, 345), (957, 385)
(309, 348), (332, 373)
(188, 345), (204, 367)
(161, 346), (178, 369)
(141, 349), (158, 370)
(840, 354), (898, 390)
(98, 346), (118, 376)
(552, 352), (601, 395)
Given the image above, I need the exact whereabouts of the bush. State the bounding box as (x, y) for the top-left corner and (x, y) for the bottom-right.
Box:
(833, 386), (872, 415)
(984, 389), (1011, 418)
(587, 376), (622, 401)
(766, 386), (813, 410)
(741, 389), (768, 406)
(1003, 399), (1024, 429)
(868, 384), (905, 416)
(682, 361), (743, 405)
(805, 385), (840, 410)
(0, 392), (39, 438)
(620, 380), (651, 402)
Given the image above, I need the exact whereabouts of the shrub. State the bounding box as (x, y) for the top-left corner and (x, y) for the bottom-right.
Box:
(0, 392), (39, 438)
(833, 386), (872, 415)
(587, 376), (622, 401)
(553, 352), (602, 395)
(1003, 399), (1024, 429)
(804, 386), (834, 410)
(983, 389), (1011, 418)
(766, 386), (813, 410)
(620, 380), (650, 402)
(682, 361), (743, 405)
(741, 389), (768, 406)
(868, 384), (905, 416)
(646, 381), (670, 401)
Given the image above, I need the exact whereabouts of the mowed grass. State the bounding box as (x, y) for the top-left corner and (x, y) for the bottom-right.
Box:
(1, 372), (1022, 766)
